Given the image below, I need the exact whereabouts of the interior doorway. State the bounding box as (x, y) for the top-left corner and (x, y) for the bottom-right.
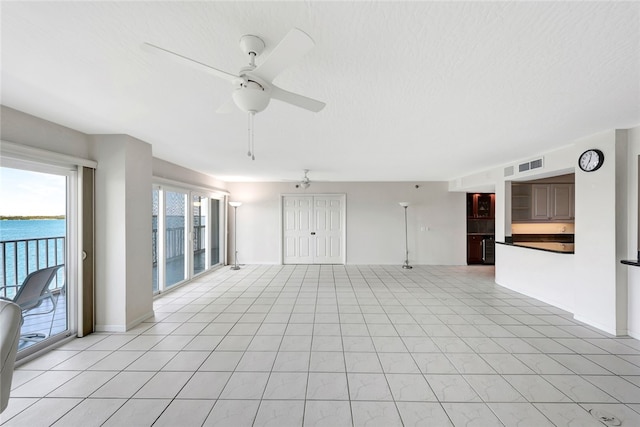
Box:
(282, 194), (346, 264)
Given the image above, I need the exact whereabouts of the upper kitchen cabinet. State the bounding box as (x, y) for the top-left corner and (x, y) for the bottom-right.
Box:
(551, 184), (574, 220)
(467, 193), (495, 218)
(532, 184), (574, 221)
(511, 174), (575, 223)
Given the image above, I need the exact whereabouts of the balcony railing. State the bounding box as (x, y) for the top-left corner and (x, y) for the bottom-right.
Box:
(0, 236), (65, 299)
(152, 225), (205, 267)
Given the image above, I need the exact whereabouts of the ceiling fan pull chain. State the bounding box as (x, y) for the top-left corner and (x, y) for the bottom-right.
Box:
(249, 112), (255, 160)
(247, 112), (252, 158)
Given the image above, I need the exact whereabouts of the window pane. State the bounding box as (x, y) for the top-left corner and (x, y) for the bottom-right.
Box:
(193, 195), (207, 276)
(210, 199), (220, 266)
(165, 191), (186, 287)
(152, 188), (159, 293)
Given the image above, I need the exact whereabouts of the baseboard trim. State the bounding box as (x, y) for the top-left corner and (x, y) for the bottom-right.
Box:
(95, 311), (155, 333)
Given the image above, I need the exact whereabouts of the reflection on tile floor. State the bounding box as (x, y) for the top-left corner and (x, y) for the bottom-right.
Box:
(2, 264), (640, 426)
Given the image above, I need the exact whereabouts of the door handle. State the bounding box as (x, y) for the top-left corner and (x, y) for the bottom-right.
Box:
(310, 232), (316, 235)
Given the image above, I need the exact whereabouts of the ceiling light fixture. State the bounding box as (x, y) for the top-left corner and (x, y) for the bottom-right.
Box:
(300, 169), (311, 189)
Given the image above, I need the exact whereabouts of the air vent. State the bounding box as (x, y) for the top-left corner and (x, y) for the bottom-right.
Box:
(504, 166), (514, 177)
(530, 158), (543, 169)
(518, 157), (544, 173)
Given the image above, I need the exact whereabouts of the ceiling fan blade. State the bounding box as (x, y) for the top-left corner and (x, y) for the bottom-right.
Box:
(143, 42), (239, 83)
(253, 28), (315, 83)
(271, 85), (325, 112)
(215, 97), (238, 114)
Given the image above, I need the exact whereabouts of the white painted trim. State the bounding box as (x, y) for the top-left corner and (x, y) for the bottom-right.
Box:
(126, 311), (155, 331)
(95, 324), (127, 333)
(573, 314), (619, 337)
(95, 310), (154, 332)
(0, 139), (97, 168)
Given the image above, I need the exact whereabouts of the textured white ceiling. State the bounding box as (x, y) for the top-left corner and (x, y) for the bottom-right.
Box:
(2, 2), (639, 182)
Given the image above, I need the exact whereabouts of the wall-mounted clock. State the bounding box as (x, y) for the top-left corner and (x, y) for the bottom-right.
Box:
(578, 149), (604, 172)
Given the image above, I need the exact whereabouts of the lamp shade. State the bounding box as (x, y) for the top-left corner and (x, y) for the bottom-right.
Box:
(229, 201), (242, 207)
(398, 202), (409, 207)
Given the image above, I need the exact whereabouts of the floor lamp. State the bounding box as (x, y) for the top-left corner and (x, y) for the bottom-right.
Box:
(229, 201), (242, 270)
(399, 202), (412, 269)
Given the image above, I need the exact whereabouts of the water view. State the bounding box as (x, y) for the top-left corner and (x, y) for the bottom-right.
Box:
(0, 219), (66, 288)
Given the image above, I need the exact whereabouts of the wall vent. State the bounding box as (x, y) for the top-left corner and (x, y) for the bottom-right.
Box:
(530, 158), (543, 169)
(518, 157), (544, 173)
(504, 166), (514, 177)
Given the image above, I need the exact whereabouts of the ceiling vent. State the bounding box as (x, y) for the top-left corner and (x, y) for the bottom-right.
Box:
(504, 166), (514, 177)
(518, 157), (544, 173)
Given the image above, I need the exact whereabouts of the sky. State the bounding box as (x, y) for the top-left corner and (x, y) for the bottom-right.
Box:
(0, 167), (66, 216)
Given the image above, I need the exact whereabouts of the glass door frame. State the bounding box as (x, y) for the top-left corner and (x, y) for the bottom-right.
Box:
(153, 184), (226, 295)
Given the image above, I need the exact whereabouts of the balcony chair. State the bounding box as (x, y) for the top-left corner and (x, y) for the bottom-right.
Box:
(0, 300), (21, 413)
(0, 265), (64, 342)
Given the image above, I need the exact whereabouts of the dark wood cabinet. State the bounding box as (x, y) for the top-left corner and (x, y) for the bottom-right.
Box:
(467, 192), (495, 265)
(467, 235), (484, 264)
(467, 193), (495, 218)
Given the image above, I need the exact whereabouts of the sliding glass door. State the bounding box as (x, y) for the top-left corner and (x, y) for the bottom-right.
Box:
(0, 165), (76, 354)
(152, 186), (224, 295)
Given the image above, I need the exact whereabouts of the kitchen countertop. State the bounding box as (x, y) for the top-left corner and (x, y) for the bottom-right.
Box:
(497, 241), (574, 254)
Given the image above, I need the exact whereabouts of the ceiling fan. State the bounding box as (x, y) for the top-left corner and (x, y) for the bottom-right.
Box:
(143, 28), (326, 160)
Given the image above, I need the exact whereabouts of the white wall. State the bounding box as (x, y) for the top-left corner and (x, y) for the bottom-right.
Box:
(225, 181), (466, 265)
(453, 127), (640, 336)
(627, 127), (640, 338)
(153, 158), (227, 192)
(571, 131), (621, 333)
(1, 106), (92, 158)
(91, 135), (153, 331)
(496, 244), (575, 312)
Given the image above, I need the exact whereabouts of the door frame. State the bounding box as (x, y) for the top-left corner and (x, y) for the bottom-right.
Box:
(280, 193), (347, 265)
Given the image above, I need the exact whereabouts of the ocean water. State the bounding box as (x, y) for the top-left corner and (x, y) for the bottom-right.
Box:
(0, 219), (65, 241)
(0, 219), (66, 290)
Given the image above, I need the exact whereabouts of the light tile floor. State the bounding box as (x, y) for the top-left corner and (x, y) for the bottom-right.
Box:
(2, 264), (640, 426)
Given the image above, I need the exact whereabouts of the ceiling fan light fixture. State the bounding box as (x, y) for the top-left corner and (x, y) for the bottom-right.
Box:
(232, 82), (271, 113)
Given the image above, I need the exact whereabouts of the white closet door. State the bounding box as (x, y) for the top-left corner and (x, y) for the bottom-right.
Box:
(313, 196), (344, 264)
(282, 194), (345, 264)
(283, 196), (314, 264)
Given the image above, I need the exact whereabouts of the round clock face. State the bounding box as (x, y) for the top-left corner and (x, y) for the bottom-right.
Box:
(579, 149), (604, 172)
